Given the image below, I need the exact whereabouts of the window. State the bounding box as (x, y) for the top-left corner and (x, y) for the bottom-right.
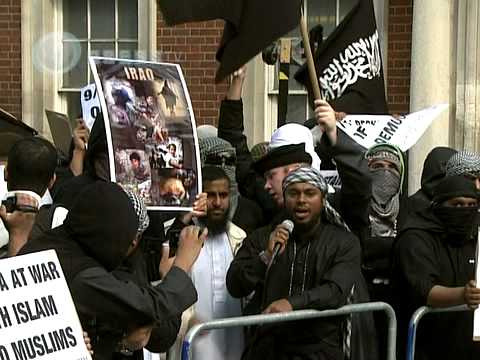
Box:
(61, 0), (139, 119)
(266, 0), (357, 124)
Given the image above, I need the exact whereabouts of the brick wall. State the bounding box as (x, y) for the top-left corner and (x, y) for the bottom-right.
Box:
(0, 0), (21, 120)
(387, 0), (413, 114)
(387, 0), (413, 113)
(157, 16), (229, 126)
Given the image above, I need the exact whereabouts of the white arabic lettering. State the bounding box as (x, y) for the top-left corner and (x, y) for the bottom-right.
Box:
(319, 30), (382, 100)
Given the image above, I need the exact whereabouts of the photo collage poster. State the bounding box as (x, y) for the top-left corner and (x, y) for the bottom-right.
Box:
(90, 57), (201, 211)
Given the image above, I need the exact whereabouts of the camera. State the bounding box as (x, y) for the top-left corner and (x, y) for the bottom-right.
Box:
(166, 226), (205, 257)
(1, 194), (38, 213)
(1, 196), (16, 213)
(166, 229), (182, 257)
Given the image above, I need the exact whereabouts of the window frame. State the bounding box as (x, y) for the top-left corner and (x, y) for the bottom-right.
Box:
(59, 0), (140, 92)
(21, 0), (156, 135)
(266, 0), (352, 124)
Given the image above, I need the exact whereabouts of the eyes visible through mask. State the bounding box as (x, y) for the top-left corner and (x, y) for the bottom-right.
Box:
(369, 159), (399, 173)
(443, 197), (478, 208)
(204, 153), (236, 167)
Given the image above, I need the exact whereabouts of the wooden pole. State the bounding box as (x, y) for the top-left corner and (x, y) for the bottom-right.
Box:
(278, 38), (291, 127)
(299, 10), (322, 100)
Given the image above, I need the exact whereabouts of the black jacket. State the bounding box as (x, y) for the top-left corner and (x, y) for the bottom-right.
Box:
(403, 146), (457, 229)
(392, 208), (480, 360)
(227, 218), (361, 360)
(22, 182), (194, 360)
(217, 99), (277, 222)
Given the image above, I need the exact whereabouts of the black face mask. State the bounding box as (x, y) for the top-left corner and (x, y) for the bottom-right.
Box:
(432, 205), (479, 244)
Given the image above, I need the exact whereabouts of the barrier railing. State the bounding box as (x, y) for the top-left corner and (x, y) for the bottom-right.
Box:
(181, 301), (396, 360)
(406, 304), (469, 360)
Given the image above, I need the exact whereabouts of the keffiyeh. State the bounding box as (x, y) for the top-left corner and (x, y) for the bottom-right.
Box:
(445, 150), (480, 178)
(282, 167), (349, 231)
(123, 189), (150, 234)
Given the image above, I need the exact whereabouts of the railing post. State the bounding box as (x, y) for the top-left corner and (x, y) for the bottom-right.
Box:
(182, 302), (396, 360)
(406, 305), (469, 360)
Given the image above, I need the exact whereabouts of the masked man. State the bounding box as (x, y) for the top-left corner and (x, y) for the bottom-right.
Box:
(363, 143), (406, 296)
(393, 175), (480, 360)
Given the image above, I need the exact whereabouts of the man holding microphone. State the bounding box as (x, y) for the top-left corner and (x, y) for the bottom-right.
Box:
(227, 167), (362, 360)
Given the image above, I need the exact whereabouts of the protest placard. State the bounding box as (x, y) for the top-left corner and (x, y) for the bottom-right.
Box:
(89, 57), (201, 211)
(336, 104), (448, 151)
(0, 166), (7, 251)
(0, 250), (91, 360)
(80, 84), (101, 131)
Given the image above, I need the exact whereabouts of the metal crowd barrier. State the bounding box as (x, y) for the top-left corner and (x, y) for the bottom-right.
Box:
(181, 301), (397, 360)
(406, 304), (469, 360)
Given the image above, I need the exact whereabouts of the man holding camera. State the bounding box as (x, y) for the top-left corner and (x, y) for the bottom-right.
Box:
(0, 137), (57, 257)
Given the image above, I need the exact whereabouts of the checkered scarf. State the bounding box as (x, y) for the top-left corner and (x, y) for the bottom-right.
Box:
(199, 136), (239, 219)
(123, 189), (150, 234)
(282, 167), (349, 231)
(365, 143), (404, 182)
(446, 150), (480, 177)
(365, 144), (404, 237)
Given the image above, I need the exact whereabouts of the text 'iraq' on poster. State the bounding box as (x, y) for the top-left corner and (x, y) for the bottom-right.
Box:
(0, 250), (91, 360)
(89, 57), (201, 211)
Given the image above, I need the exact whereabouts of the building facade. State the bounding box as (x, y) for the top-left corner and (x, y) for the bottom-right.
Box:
(4, 0), (475, 193)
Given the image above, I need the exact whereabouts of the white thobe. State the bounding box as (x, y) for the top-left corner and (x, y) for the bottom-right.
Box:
(190, 232), (244, 360)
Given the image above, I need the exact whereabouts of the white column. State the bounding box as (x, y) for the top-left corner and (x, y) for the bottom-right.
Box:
(408, 0), (455, 194)
(373, 0), (389, 82)
(243, 56), (271, 147)
(21, 0), (59, 137)
(454, 0), (480, 153)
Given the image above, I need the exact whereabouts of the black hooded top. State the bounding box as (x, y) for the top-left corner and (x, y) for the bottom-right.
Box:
(405, 146), (457, 218)
(47, 115), (167, 283)
(21, 181), (138, 280)
(392, 183), (480, 360)
(19, 181), (197, 359)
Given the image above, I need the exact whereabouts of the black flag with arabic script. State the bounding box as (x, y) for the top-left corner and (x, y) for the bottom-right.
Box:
(158, 0), (302, 82)
(295, 0), (388, 114)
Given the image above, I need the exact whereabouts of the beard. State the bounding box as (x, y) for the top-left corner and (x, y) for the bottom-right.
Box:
(200, 207), (230, 236)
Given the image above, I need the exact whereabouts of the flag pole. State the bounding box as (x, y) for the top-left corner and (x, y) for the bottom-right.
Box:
(299, 8), (322, 100)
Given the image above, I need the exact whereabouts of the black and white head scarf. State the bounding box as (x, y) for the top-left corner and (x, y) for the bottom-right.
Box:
(123, 189), (150, 234)
(199, 137), (239, 220)
(282, 167), (349, 231)
(446, 150), (480, 178)
(366, 144), (404, 237)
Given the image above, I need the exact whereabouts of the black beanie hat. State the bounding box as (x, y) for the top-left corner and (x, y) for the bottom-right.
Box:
(432, 175), (479, 204)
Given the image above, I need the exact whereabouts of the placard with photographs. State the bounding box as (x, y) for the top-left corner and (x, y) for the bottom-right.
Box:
(89, 57), (201, 211)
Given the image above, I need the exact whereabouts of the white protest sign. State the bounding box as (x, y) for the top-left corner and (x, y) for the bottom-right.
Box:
(81, 83), (101, 130)
(337, 104), (449, 151)
(0, 250), (92, 360)
(474, 228), (480, 341)
(143, 349), (161, 359)
(0, 166), (7, 249)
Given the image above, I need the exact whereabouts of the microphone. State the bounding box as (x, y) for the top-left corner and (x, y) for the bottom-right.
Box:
(269, 220), (294, 268)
